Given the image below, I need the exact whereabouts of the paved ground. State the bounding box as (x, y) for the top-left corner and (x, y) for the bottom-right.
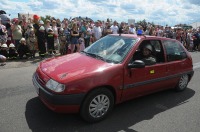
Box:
(0, 53), (57, 69)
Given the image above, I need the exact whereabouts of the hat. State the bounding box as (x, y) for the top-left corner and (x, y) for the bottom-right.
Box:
(144, 44), (153, 52)
(12, 18), (18, 23)
(39, 26), (45, 31)
(33, 15), (40, 20)
(39, 20), (44, 25)
(9, 43), (15, 48)
(1, 44), (8, 48)
(19, 38), (26, 43)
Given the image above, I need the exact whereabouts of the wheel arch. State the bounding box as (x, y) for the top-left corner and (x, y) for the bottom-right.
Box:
(80, 85), (117, 109)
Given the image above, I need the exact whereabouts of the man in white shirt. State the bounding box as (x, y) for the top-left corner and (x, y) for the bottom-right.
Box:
(128, 23), (136, 34)
(92, 21), (102, 41)
(110, 21), (119, 34)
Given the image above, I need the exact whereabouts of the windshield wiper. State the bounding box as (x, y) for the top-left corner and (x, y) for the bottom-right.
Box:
(81, 51), (107, 62)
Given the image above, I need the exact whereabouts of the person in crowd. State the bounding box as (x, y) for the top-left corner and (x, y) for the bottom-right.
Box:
(80, 22), (90, 48)
(8, 43), (18, 59)
(157, 26), (164, 37)
(46, 28), (56, 55)
(59, 28), (67, 55)
(27, 29), (37, 58)
(141, 44), (156, 65)
(137, 26), (144, 35)
(63, 22), (71, 54)
(18, 38), (30, 59)
(118, 22), (125, 34)
(123, 25), (129, 34)
(79, 33), (85, 52)
(187, 29), (194, 52)
(144, 26), (150, 35)
(84, 24), (92, 47)
(0, 54), (6, 66)
(102, 22), (112, 36)
(24, 24), (33, 40)
(70, 23), (80, 53)
(128, 23), (136, 34)
(5, 22), (12, 46)
(39, 20), (44, 28)
(0, 18), (7, 45)
(33, 14), (40, 37)
(11, 18), (22, 50)
(45, 19), (52, 33)
(176, 28), (182, 42)
(56, 19), (61, 29)
(92, 21), (102, 42)
(0, 43), (8, 58)
(52, 20), (59, 52)
(37, 26), (46, 58)
(193, 30), (200, 51)
(110, 20), (119, 34)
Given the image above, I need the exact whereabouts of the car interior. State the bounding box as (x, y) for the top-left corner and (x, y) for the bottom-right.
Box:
(132, 40), (165, 63)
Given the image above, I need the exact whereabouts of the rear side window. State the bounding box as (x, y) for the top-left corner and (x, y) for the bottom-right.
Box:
(163, 40), (187, 62)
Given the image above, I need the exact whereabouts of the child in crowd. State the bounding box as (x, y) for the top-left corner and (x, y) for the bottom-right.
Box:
(59, 28), (67, 55)
(27, 29), (37, 58)
(8, 43), (18, 59)
(0, 43), (8, 58)
(79, 33), (85, 51)
(18, 38), (30, 59)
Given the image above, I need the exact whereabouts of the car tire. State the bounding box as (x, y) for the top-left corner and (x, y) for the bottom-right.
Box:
(80, 88), (114, 123)
(175, 74), (189, 91)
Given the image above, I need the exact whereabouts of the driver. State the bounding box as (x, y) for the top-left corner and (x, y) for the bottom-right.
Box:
(141, 44), (156, 65)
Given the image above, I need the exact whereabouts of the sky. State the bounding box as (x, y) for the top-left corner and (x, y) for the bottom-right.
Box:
(1, 0), (200, 26)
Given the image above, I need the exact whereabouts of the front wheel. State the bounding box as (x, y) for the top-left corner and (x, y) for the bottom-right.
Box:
(175, 74), (189, 91)
(80, 88), (114, 123)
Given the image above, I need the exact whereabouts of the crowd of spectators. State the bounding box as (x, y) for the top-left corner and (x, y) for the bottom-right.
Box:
(0, 13), (200, 66)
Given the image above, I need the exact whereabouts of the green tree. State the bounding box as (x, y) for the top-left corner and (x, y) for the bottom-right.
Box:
(40, 15), (52, 24)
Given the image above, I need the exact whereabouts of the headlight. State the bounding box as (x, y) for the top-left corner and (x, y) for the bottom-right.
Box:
(45, 79), (65, 92)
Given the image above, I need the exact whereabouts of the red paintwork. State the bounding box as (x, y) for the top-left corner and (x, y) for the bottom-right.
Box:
(34, 35), (193, 113)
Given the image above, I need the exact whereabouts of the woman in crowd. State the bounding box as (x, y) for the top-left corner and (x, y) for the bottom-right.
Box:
(70, 23), (80, 53)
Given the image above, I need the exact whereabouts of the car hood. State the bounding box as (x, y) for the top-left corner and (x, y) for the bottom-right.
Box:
(40, 53), (115, 83)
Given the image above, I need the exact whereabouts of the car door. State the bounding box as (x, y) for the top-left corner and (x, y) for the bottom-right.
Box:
(162, 40), (189, 87)
(121, 39), (168, 102)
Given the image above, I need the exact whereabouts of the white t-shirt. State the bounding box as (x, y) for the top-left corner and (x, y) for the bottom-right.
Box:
(129, 27), (136, 34)
(110, 25), (119, 34)
(157, 29), (163, 37)
(92, 26), (102, 40)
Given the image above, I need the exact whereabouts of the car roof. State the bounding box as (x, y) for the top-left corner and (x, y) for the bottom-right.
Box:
(109, 34), (176, 41)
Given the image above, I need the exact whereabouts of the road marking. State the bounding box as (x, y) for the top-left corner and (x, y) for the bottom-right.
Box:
(193, 62), (200, 70)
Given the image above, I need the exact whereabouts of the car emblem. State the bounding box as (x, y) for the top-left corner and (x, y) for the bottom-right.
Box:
(60, 73), (68, 79)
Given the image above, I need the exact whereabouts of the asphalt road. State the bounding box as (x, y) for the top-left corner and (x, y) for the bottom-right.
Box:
(0, 52), (200, 132)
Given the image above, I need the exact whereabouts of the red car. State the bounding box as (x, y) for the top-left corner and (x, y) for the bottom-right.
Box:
(33, 34), (194, 122)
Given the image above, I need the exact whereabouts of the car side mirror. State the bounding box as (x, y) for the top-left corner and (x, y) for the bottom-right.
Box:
(128, 60), (145, 68)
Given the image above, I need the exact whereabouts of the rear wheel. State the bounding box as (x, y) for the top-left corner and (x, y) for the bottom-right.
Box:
(176, 74), (189, 91)
(80, 88), (114, 123)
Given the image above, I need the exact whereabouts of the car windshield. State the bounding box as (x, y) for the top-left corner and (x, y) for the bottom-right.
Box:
(82, 35), (138, 63)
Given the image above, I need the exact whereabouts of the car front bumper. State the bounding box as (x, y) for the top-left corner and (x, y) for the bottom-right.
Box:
(32, 73), (86, 113)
